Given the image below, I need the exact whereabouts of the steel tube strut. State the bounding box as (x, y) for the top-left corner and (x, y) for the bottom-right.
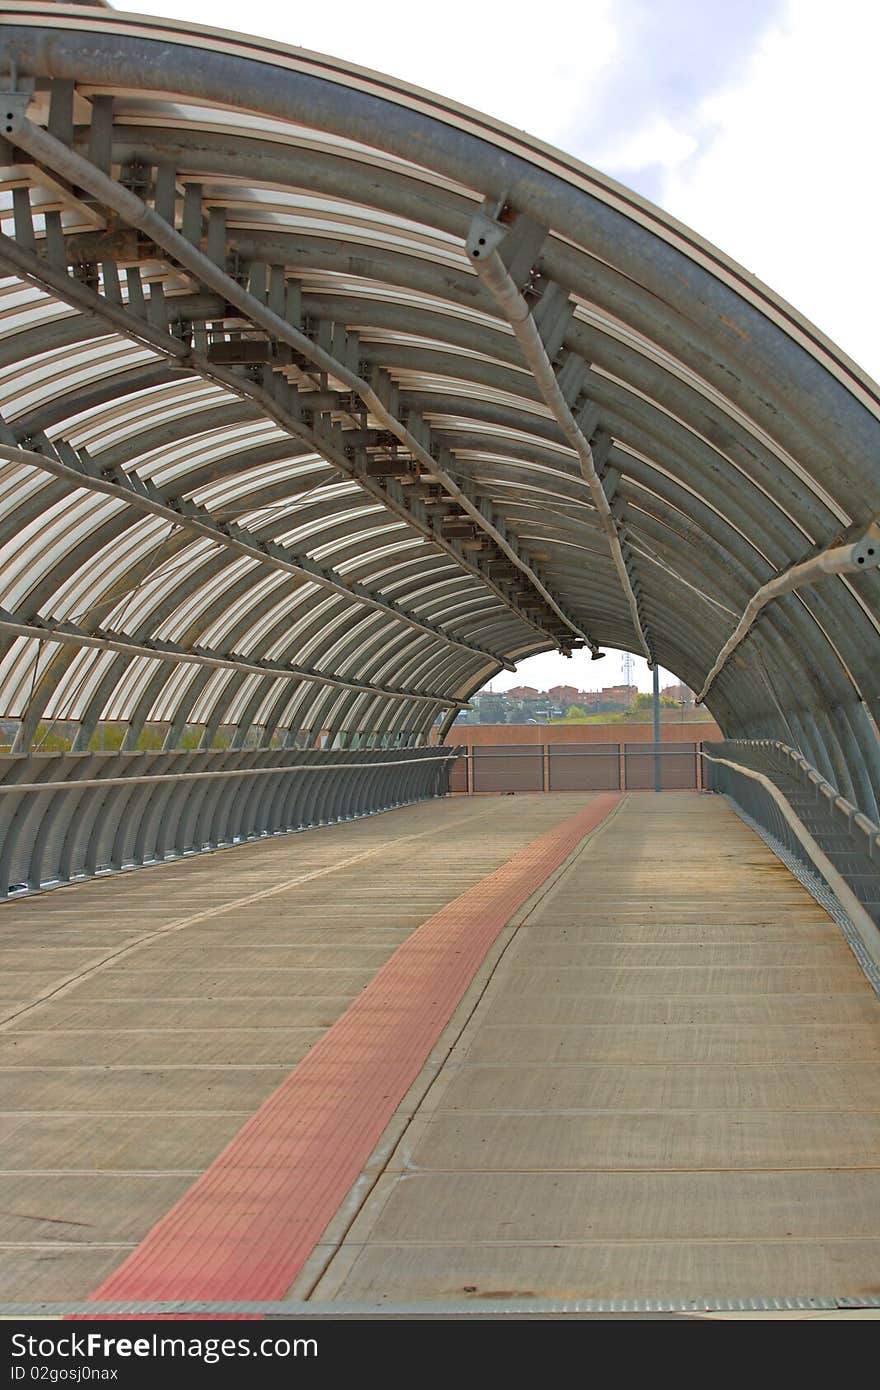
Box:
(466, 208), (652, 664)
(0, 608), (463, 708)
(0, 233), (521, 670)
(3, 107), (587, 653)
(696, 525), (880, 703)
(0, 437), (509, 676)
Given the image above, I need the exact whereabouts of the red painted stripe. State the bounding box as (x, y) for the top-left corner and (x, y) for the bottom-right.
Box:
(86, 794), (619, 1308)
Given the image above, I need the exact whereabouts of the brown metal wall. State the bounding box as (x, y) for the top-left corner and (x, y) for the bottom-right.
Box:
(623, 742), (700, 790)
(446, 740), (703, 793)
(547, 745), (621, 791)
(472, 745), (544, 793)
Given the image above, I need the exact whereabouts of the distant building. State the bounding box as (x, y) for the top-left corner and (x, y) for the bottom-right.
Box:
(548, 684), (580, 706)
(506, 685), (540, 701)
(590, 684), (637, 707)
(662, 682), (695, 705)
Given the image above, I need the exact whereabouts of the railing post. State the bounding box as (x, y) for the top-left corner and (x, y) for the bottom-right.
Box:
(653, 664), (662, 792)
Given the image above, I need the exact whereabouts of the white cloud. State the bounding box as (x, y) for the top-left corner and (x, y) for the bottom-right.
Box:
(593, 114), (700, 173)
(657, 0), (880, 382)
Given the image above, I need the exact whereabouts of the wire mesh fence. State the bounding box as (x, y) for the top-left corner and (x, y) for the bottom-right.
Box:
(703, 740), (880, 932)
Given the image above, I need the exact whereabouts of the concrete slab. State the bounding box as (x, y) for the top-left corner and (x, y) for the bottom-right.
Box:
(482, 992), (879, 1026)
(0, 1250), (130, 1301)
(512, 942), (854, 966)
(66, 967), (380, 1000)
(366, 1169), (880, 1242)
(498, 965), (863, 995)
(0, 1114), (247, 1170)
(0, 792), (594, 1302)
(524, 922), (839, 943)
(399, 1110), (880, 1170)
(460, 1022), (880, 1064)
(315, 793), (880, 1305)
(366, 1061), (880, 1113)
(0, 1026), (323, 1065)
(323, 1239), (880, 1302)
(0, 1067), (289, 1113)
(0, 1174), (193, 1242)
(13, 998), (355, 1031)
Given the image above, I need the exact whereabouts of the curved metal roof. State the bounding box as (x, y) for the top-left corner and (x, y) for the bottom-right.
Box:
(0, 5), (877, 810)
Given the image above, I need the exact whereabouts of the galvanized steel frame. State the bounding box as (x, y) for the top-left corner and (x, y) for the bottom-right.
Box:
(0, 6), (874, 823)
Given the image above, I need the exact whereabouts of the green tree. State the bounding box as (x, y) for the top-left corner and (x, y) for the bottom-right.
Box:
(478, 695), (508, 724)
(626, 692), (679, 717)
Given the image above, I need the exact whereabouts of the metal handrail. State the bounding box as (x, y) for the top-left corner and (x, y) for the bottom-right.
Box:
(0, 750), (458, 796)
(703, 739), (880, 862)
(452, 746), (696, 757)
(700, 743), (880, 978)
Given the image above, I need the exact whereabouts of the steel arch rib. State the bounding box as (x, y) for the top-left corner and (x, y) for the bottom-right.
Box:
(0, 5), (874, 805)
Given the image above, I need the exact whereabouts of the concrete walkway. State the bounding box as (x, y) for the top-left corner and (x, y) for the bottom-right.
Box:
(0, 793), (586, 1301)
(1, 790), (879, 1309)
(308, 794), (880, 1305)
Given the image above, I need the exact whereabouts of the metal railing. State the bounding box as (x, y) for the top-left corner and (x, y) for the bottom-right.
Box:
(0, 746), (458, 899)
(448, 742), (703, 794)
(702, 740), (880, 972)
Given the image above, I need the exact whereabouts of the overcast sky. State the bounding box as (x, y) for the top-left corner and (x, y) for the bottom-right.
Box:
(122, 0), (878, 693)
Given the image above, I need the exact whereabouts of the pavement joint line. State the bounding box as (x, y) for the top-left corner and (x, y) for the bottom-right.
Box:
(0, 1170), (205, 1176)
(1, 1028), (327, 1035)
(79, 795), (621, 1312)
(0, 801), (501, 1034)
(392, 1165), (880, 1174)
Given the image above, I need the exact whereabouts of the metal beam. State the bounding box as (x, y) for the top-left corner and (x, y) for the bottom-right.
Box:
(2, 107), (586, 652)
(696, 525), (880, 703)
(466, 204), (653, 664)
(0, 607), (463, 708)
(0, 231), (528, 663)
(0, 433), (513, 674)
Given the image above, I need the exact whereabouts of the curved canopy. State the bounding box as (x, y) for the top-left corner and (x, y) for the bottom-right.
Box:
(0, 5), (878, 811)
